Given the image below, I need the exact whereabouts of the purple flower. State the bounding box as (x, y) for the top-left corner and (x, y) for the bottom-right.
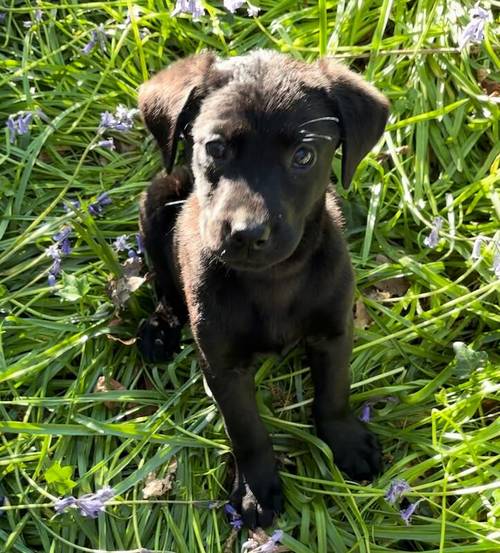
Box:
(60, 238), (72, 255)
(359, 403), (371, 423)
(224, 503), (243, 530)
(459, 5), (491, 49)
(400, 500), (422, 526)
(88, 192), (112, 217)
(54, 486), (115, 518)
(471, 236), (483, 260)
(53, 227), (72, 255)
(6, 112), (33, 143)
(172, 0), (205, 20)
(54, 496), (75, 514)
(35, 9), (43, 21)
(96, 138), (115, 150)
(0, 13), (6, 23)
(99, 105), (138, 132)
(385, 478), (411, 504)
(82, 37), (96, 55)
(48, 273), (57, 287)
(82, 25), (108, 55)
(423, 217), (443, 248)
(113, 235), (130, 252)
(97, 192), (112, 205)
(46, 244), (61, 261)
(53, 227), (71, 243)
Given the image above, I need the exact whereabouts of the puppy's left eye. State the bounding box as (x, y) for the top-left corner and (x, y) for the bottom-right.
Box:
(206, 140), (227, 160)
(292, 145), (316, 169)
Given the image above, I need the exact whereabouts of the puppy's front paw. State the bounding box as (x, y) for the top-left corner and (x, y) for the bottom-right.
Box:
(229, 465), (283, 529)
(137, 311), (181, 363)
(319, 416), (382, 481)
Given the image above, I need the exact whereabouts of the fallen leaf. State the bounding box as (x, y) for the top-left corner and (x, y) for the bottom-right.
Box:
(354, 299), (372, 329)
(373, 254), (410, 297)
(477, 69), (500, 96)
(142, 458), (178, 498)
(106, 334), (137, 346)
(94, 376), (126, 410)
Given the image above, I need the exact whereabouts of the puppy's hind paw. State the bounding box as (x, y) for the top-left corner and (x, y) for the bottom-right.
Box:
(137, 311), (181, 363)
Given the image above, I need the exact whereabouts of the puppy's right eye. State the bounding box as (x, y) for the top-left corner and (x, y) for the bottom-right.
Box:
(206, 140), (227, 160)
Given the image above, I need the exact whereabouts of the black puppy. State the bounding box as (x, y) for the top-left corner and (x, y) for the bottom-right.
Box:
(137, 50), (389, 529)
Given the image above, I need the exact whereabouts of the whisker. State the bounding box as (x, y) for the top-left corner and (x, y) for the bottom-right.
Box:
(297, 116), (340, 127)
(299, 131), (335, 142)
(163, 200), (186, 207)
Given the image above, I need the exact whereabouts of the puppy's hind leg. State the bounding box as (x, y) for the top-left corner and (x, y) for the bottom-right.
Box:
(137, 168), (191, 363)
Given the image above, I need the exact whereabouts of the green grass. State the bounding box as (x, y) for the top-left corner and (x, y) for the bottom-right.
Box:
(0, 1), (499, 552)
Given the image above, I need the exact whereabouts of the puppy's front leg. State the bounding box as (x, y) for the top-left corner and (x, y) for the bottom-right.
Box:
(204, 368), (282, 528)
(306, 330), (382, 481)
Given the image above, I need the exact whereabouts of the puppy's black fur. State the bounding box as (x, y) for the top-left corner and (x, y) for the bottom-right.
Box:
(137, 50), (389, 529)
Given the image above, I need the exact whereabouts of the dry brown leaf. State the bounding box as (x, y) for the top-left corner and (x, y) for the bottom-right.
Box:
(477, 69), (500, 96)
(142, 458), (178, 498)
(94, 376), (126, 410)
(354, 299), (372, 329)
(373, 254), (410, 297)
(106, 334), (137, 346)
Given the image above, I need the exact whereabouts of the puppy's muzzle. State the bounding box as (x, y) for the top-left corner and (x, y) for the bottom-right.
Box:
(222, 219), (271, 253)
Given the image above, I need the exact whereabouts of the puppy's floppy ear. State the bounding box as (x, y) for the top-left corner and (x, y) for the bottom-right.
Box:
(318, 59), (389, 189)
(138, 52), (216, 172)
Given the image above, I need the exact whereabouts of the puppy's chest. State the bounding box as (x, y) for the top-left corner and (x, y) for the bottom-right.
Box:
(243, 278), (312, 349)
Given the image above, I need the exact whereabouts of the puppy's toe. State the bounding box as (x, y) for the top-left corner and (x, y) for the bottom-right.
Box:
(137, 312), (181, 363)
(230, 475), (282, 529)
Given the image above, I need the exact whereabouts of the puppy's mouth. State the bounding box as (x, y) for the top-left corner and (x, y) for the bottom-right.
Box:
(215, 232), (304, 272)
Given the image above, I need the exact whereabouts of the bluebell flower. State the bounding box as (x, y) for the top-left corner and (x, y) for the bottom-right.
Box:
(385, 478), (411, 504)
(6, 112), (33, 143)
(224, 503), (243, 530)
(0, 12), (6, 23)
(459, 5), (491, 49)
(88, 193), (112, 217)
(172, 0), (205, 20)
(99, 105), (138, 132)
(82, 24), (108, 55)
(95, 138), (115, 150)
(399, 500), (422, 525)
(53, 227), (71, 243)
(423, 217), (443, 248)
(359, 403), (371, 423)
(54, 486), (115, 518)
(113, 235), (130, 252)
(35, 9), (43, 21)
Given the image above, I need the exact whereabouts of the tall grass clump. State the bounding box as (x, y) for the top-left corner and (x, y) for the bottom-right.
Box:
(0, 1), (499, 552)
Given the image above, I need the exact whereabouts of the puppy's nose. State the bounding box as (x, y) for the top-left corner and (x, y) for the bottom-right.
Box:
(227, 222), (271, 251)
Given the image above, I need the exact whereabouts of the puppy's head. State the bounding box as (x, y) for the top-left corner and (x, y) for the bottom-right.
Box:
(139, 51), (389, 271)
